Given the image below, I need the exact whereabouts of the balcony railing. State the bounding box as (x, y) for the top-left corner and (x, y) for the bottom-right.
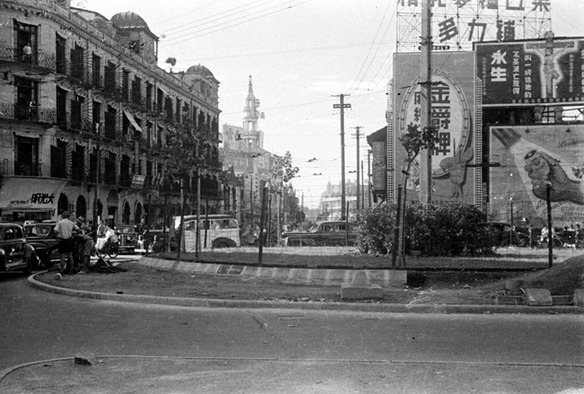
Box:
(0, 102), (56, 124)
(0, 47), (56, 71)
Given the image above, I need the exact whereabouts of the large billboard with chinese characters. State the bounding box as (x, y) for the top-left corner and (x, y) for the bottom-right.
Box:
(396, 0), (551, 52)
(392, 51), (476, 203)
(476, 37), (584, 105)
(489, 124), (584, 228)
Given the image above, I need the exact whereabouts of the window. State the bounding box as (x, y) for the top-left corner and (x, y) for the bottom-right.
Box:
(15, 136), (39, 176)
(70, 44), (84, 81)
(15, 77), (38, 121)
(104, 61), (116, 93)
(72, 144), (85, 181)
(145, 83), (153, 112)
(120, 155), (131, 186)
(51, 139), (67, 178)
(70, 97), (83, 130)
(55, 34), (66, 73)
(14, 20), (38, 64)
(56, 87), (67, 128)
(132, 76), (141, 106)
(122, 69), (130, 102)
(104, 105), (116, 139)
(92, 101), (101, 126)
(92, 53), (101, 87)
(104, 152), (116, 185)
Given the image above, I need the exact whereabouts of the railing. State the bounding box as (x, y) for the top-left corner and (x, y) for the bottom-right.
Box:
(15, 162), (41, 177)
(0, 47), (56, 71)
(0, 102), (55, 124)
(69, 116), (93, 132)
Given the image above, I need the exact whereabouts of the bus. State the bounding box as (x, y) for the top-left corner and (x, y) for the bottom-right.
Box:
(173, 214), (240, 250)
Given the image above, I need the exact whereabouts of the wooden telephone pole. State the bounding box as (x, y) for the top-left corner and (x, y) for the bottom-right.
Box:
(420, 0), (433, 203)
(333, 94), (351, 219)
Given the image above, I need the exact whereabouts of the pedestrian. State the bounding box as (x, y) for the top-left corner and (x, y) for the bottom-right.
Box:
(74, 233), (95, 273)
(77, 216), (90, 235)
(53, 211), (80, 274)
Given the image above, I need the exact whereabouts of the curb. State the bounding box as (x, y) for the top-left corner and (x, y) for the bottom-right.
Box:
(28, 272), (584, 315)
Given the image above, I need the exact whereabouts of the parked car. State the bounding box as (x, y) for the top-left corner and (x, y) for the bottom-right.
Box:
(282, 221), (359, 247)
(23, 221), (59, 268)
(116, 225), (137, 254)
(0, 223), (39, 273)
(141, 229), (177, 253)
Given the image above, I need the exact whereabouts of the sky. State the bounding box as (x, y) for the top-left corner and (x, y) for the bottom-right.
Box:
(76, 0), (583, 209)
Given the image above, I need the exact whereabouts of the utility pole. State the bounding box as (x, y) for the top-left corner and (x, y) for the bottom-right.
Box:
(93, 122), (101, 229)
(420, 0), (433, 203)
(367, 149), (372, 208)
(352, 126), (363, 213)
(333, 94), (351, 220)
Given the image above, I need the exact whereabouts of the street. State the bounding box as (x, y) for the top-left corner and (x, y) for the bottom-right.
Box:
(1, 271), (583, 392)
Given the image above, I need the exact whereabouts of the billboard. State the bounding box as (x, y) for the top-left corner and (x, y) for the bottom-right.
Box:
(476, 37), (584, 105)
(489, 124), (584, 228)
(393, 52), (476, 203)
(397, 0), (551, 52)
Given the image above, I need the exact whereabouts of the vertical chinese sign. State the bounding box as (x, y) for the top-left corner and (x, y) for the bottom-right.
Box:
(393, 52), (475, 203)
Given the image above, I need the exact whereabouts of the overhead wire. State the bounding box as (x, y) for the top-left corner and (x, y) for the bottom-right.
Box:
(163, 0), (310, 45)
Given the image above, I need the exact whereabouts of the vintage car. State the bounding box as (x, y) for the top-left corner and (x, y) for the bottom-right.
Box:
(0, 223), (39, 273)
(282, 221), (359, 247)
(23, 221), (59, 268)
(115, 225), (138, 254)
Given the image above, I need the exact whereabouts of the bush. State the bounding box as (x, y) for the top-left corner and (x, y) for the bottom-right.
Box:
(356, 203), (397, 255)
(357, 201), (498, 257)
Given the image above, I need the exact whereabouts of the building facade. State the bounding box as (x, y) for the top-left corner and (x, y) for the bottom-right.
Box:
(220, 75), (273, 226)
(0, 0), (228, 227)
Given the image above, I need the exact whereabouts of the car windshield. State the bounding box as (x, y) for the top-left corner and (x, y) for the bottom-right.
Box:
(309, 224), (320, 232)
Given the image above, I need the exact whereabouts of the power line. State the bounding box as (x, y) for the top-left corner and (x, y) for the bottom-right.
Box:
(163, 0), (310, 45)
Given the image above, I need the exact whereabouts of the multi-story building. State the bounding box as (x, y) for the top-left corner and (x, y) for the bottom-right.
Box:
(0, 0), (230, 228)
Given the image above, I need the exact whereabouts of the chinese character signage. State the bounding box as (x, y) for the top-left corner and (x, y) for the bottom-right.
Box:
(490, 124), (584, 228)
(397, 0), (551, 52)
(393, 52), (475, 203)
(477, 37), (584, 105)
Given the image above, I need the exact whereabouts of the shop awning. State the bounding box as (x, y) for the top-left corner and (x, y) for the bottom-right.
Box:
(0, 177), (67, 212)
(123, 109), (142, 132)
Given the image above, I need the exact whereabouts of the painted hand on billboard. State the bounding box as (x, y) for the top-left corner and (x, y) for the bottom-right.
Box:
(524, 150), (584, 205)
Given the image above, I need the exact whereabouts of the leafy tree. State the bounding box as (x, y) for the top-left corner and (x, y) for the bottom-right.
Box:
(271, 151), (299, 184)
(393, 123), (437, 267)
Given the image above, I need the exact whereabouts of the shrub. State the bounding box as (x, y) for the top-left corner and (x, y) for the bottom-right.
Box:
(357, 201), (497, 257)
(356, 203), (396, 255)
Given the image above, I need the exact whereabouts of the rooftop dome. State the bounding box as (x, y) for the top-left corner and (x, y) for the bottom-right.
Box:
(111, 11), (156, 37)
(186, 64), (215, 79)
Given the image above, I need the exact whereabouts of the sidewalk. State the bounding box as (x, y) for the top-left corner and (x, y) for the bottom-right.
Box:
(27, 251), (584, 315)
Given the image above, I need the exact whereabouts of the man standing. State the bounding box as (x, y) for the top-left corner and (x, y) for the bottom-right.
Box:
(54, 211), (80, 274)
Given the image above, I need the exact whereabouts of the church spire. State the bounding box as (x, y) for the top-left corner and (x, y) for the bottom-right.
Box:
(243, 75), (260, 132)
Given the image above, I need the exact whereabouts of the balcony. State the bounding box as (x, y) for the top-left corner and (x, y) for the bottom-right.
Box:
(0, 102), (55, 124)
(0, 47), (56, 72)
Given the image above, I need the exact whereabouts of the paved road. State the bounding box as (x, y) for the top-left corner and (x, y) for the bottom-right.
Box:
(1, 269), (583, 392)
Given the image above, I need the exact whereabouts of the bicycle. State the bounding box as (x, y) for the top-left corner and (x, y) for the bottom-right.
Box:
(96, 240), (119, 259)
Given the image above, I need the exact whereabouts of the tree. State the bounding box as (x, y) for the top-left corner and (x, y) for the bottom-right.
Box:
(392, 123), (437, 268)
(270, 151), (299, 245)
(165, 57), (177, 72)
(165, 130), (204, 257)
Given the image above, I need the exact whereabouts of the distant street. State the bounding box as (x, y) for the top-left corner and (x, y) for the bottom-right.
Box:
(1, 270), (583, 392)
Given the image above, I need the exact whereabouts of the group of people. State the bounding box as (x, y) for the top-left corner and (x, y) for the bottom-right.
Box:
(52, 211), (118, 275)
